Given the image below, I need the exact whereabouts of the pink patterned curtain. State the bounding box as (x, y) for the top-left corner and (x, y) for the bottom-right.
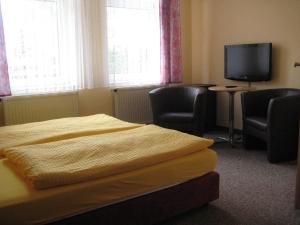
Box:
(0, 2), (10, 97)
(160, 0), (183, 85)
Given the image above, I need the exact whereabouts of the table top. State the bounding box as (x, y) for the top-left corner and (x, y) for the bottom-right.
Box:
(208, 86), (254, 92)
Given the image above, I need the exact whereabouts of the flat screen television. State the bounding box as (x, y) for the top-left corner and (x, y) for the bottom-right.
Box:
(224, 43), (272, 82)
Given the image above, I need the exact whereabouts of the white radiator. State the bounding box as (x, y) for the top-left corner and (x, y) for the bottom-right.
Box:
(3, 92), (79, 125)
(113, 86), (160, 124)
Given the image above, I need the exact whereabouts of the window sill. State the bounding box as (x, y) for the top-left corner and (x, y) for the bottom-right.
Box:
(110, 84), (164, 91)
(0, 90), (79, 101)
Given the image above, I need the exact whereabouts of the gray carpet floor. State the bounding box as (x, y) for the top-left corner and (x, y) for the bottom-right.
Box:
(160, 139), (300, 225)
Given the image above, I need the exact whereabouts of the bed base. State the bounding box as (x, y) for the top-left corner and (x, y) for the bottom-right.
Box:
(48, 172), (219, 225)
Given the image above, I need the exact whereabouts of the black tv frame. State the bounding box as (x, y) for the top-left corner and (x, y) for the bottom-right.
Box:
(224, 43), (272, 82)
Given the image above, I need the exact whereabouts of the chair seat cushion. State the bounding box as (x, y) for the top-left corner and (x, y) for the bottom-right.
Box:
(158, 112), (194, 123)
(245, 116), (268, 131)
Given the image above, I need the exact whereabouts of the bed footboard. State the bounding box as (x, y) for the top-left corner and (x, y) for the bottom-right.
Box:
(49, 172), (219, 225)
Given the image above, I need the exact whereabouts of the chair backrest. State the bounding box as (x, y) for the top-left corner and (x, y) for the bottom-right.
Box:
(260, 88), (300, 98)
(277, 88), (300, 97)
(149, 86), (206, 113)
(243, 88), (300, 117)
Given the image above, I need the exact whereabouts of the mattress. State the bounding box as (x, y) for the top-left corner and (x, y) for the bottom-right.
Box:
(0, 148), (217, 225)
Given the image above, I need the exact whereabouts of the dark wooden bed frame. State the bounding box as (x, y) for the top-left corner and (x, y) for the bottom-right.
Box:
(49, 172), (219, 225)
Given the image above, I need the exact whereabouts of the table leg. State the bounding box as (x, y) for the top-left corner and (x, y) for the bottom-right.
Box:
(208, 91), (236, 147)
(228, 92), (235, 147)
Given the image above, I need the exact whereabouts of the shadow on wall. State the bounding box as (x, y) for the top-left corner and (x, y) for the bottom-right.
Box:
(272, 45), (288, 87)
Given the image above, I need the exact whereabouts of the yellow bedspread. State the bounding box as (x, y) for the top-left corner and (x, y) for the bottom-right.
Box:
(0, 149), (217, 225)
(0, 114), (141, 157)
(4, 125), (214, 190)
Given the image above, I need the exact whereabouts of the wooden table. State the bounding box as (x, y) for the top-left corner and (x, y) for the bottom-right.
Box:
(208, 86), (254, 147)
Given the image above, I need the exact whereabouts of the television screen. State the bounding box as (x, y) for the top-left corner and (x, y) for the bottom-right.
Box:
(224, 43), (272, 82)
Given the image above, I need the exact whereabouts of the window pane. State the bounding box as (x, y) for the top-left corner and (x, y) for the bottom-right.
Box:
(1, 0), (79, 95)
(107, 0), (160, 87)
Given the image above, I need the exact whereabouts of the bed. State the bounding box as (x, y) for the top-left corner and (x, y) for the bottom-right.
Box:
(0, 114), (219, 225)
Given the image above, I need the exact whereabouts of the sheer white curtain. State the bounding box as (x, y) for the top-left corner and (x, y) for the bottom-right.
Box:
(107, 0), (160, 87)
(1, 0), (107, 95)
(74, 0), (108, 89)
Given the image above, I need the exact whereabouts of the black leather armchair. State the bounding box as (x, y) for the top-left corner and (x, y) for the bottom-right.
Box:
(241, 88), (300, 163)
(149, 86), (207, 136)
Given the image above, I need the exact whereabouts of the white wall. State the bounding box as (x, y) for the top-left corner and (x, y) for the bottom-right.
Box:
(191, 0), (300, 129)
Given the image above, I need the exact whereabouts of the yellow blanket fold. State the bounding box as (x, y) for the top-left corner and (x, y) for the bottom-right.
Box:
(0, 114), (142, 157)
(3, 125), (214, 190)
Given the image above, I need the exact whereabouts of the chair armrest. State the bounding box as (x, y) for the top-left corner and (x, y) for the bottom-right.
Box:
(149, 88), (173, 121)
(268, 95), (300, 131)
(192, 91), (207, 135)
(149, 89), (165, 116)
(193, 91), (207, 119)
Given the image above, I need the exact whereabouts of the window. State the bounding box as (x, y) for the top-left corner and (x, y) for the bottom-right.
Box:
(0, 0), (162, 95)
(1, 0), (79, 95)
(107, 0), (161, 87)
